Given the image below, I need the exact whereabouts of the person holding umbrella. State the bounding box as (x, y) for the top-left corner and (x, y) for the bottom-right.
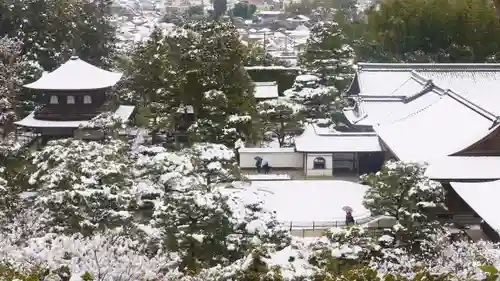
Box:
(254, 156), (263, 173)
(254, 156), (272, 174)
(343, 206), (355, 225)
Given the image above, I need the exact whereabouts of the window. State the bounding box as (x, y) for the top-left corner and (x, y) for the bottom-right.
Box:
(313, 157), (326, 169)
(49, 95), (58, 104)
(83, 95), (92, 104)
(67, 95), (75, 104)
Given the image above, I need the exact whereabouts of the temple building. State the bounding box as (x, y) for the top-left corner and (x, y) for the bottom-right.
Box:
(15, 56), (135, 140)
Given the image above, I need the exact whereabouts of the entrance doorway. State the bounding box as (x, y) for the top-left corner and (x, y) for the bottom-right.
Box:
(332, 152), (357, 176)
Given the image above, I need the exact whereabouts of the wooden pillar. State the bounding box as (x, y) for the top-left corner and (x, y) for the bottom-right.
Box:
(355, 152), (360, 176)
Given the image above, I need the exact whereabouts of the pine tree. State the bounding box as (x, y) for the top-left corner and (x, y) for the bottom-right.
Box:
(0, 0), (116, 71)
(127, 27), (181, 143)
(213, 0), (228, 19)
(0, 37), (24, 139)
(299, 21), (355, 91)
(258, 99), (303, 147)
(125, 20), (258, 147)
(284, 74), (345, 126)
(361, 161), (447, 253)
(179, 20), (259, 147)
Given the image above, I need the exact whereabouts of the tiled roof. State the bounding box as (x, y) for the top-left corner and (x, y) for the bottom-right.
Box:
(346, 63), (500, 125)
(426, 156), (500, 181)
(374, 88), (497, 163)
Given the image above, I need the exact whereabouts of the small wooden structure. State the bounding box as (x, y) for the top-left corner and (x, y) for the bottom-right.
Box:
(15, 56), (135, 139)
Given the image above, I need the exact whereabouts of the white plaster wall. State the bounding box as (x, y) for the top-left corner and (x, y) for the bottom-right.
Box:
(239, 150), (304, 168)
(305, 153), (333, 177)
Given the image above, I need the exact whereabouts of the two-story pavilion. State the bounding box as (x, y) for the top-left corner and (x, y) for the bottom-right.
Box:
(15, 56), (135, 139)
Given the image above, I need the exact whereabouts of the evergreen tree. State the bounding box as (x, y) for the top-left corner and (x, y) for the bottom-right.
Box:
(231, 1), (257, 19)
(178, 20), (258, 147)
(284, 74), (345, 126)
(361, 0), (500, 63)
(299, 20), (356, 91)
(0, 37), (24, 138)
(361, 161), (447, 253)
(127, 28), (181, 143)
(257, 99), (303, 147)
(213, 0), (228, 19)
(0, 0), (116, 71)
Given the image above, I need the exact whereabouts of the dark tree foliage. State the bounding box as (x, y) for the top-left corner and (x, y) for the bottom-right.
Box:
(0, 0), (116, 71)
(359, 0), (500, 63)
(213, 0), (228, 19)
(231, 1), (257, 19)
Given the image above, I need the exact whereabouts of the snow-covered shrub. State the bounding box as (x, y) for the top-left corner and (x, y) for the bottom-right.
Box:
(27, 139), (134, 235)
(0, 231), (177, 281)
(16, 139), (290, 275)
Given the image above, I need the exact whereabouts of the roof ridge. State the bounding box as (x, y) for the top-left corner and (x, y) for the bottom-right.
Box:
(358, 62), (500, 70)
(409, 70), (497, 121)
(388, 75), (413, 96)
(445, 90), (498, 121)
(316, 131), (379, 136)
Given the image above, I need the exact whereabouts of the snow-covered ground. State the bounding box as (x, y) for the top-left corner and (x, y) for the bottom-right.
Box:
(227, 180), (372, 229)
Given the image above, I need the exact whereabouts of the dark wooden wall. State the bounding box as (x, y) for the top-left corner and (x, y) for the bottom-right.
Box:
(444, 183), (475, 214)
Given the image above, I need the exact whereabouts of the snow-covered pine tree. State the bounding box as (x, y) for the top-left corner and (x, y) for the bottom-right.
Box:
(0, 37), (24, 139)
(178, 20), (258, 146)
(299, 20), (355, 91)
(127, 27), (181, 143)
(283, 74), (345, 126)
(257, 98), (303, 147)
(0, 0), (116, 71)
(75, 0), (117, 67)
(187, 143), (242, 184)
(27, 139), (135, 235)
(136, 143), (289, 272)
(361, 161), (447, 253)
(125, 21), (258, 147)
(22, 138), (290, 273)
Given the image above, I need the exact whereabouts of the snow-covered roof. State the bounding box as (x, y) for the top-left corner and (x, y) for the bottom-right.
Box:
(257, 10), (282, 15)
(344, 84), (443, 127)
(295, 124), (383, 153)
(239, 147), (296, 153)
(244, 66), (301, 71)
(244, 174), (292, 181)
(374, 89), (498, 163)
(426, 156), (500, 181)
(24, 56), (123, 90)
(15, 105), (135, 128)
(286, 15), (310, 22)
(254, 81), (279, 99)
(451, 181), (500, 233)
(296, 74), (319, 82)
(228, 180), (372, 228)
(353, 62), (500, 115)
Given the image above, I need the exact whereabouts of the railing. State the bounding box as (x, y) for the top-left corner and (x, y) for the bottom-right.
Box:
(285, 216), (376, 231)
(288, 218), (390, 238)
